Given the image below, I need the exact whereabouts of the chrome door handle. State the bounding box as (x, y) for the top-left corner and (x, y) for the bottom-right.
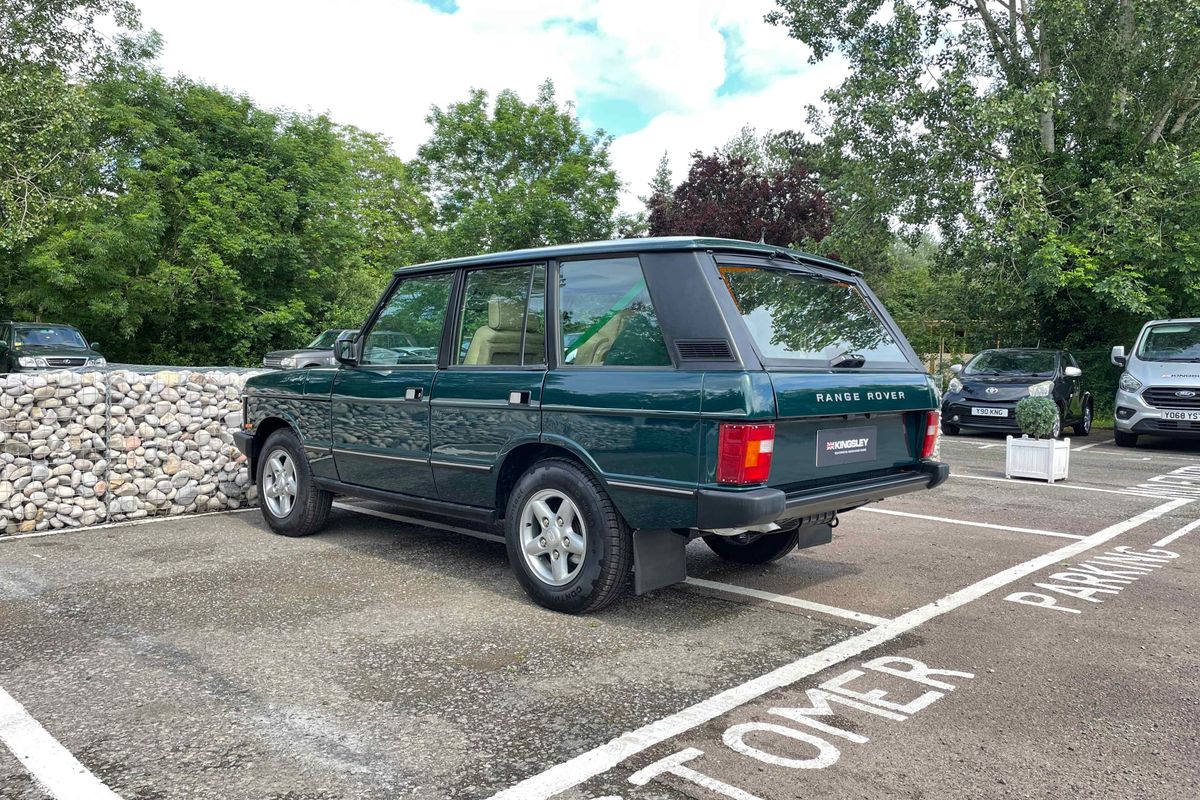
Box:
(404, 387), (423, 401)
(508, 390), (531, 405)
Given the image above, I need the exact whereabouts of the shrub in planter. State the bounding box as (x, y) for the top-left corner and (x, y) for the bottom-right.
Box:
(1015, 396), (1059, 439)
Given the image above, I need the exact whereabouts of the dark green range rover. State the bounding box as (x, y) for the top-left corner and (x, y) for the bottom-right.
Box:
(235, 237), (947, 613)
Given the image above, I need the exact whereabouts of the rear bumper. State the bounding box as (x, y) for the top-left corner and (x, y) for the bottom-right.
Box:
(695, 461), (950, 529)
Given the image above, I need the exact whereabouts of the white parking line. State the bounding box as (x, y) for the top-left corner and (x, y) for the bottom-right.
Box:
(484, 497), (1191, 800)
(953, 473), (1163, 498)
(0, 507), (259, 543)
(1073, 442), (1105, 451)
(682, 578), (891, 627)
(0, 686), (123, 799)
(1153, 518), (1200, 548)
(857, 507), (1083, 540)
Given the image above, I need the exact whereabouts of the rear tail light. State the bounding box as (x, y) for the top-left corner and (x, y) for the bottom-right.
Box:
(921, 411), (940, 459)
(717, 423), (775, 484)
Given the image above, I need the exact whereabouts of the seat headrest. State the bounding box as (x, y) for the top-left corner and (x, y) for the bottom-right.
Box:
(489, 296), (525, 332)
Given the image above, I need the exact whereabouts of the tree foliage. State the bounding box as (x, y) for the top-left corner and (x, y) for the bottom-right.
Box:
(411, 80), (623, 257)
(646, 138), (832, 247)
(769, 0), (1200, 345)
(0, 1), (141, 247)
(1, 46), (432, 365)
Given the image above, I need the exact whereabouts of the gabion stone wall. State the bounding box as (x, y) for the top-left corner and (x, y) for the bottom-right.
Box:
(0, 369), (261, 536)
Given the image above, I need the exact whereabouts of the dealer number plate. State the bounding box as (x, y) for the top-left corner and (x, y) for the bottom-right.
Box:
(1163, 410), (1200, 421)
(971, 407), (1008, 417)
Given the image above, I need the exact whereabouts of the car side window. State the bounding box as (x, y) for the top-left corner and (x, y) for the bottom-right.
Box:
(558, 257), (671, 367)
(360, 272), (454, 366)
(455, 264), (546, 366)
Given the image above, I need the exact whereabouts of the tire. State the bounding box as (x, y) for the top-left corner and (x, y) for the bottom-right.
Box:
(1051, 406), (1064, 439)
(941, 420), (960, 436)
(505, 457), (632, 613)
(1073, 402), (1093, 437)
(1114, 429), (1139, 448)
(256, 428), (332, 536)
(704, 528), (800, 565)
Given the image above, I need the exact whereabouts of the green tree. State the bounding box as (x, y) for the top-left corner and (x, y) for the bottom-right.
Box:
(411, 80), (622, 256)
(4, 54), (428, 366)
(768, 0), (1200, 343)
(0, 1), (141, 248)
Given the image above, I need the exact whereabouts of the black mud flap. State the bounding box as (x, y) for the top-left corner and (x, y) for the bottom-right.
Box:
(632, 529), (688, 595)
(796, 523), (833, 550)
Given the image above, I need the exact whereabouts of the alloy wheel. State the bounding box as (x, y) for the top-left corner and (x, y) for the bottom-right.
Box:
(263, 450), (297, 518)
(519, 489), (587, 586)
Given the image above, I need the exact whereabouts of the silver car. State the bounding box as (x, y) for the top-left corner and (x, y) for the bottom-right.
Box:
(262, 329), (356, 370)
(1111, 317), (1200, 447)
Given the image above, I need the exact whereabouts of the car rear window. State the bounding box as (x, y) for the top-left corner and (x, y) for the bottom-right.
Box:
(719, 266), (910, 368)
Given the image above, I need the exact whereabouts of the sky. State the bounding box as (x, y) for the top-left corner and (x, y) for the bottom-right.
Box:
(132, 0), (847, 213)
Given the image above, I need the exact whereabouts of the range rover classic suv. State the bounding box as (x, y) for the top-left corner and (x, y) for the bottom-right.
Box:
(234, 237), (948, 613)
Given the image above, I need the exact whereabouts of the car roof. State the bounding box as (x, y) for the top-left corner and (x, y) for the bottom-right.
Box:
(392, 236), (861, 276)
(978, 347), (1061, 353)
(12, 322), (79, 329)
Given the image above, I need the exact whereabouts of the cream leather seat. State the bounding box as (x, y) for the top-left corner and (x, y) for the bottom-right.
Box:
(572, 309), (633, 366)
(463, 296), (544, 365)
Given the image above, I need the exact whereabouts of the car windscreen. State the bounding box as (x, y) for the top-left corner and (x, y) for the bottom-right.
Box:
(14, 326), (87, 348)
(964, 351), (1056, 376)
(719, 266), (910, 368)
(306, 329), (347, 349)
(1136, 322), (1200, 362)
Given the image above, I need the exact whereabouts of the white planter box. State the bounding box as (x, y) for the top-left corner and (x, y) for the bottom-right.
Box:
(1005, 435), (1071, 483)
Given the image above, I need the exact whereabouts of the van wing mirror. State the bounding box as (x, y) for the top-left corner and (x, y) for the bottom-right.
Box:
(1110, 345), (1126, 367)
(334, 331), (359, 367)
(1064, 366), (1082, 378)
(948, 363), (962, 375)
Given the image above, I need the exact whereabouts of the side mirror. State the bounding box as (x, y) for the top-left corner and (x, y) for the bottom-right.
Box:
(1064, 366), (1082, 378)
(0, 341), (8, 354)
(334, 332), (359, 367)
(90, 341), (101, 351)
(949, 363), (962, 375)
(1110, 345), (1126, 367)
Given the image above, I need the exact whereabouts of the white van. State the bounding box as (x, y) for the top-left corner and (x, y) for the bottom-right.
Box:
(1111, 318), (1200, 447)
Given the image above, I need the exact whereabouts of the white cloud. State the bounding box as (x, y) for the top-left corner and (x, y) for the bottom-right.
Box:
(609, 60), (848, 212)
(131, 0), (846, 214)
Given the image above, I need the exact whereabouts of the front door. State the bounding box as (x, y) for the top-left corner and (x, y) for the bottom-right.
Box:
(431, 263), (547, 506)
(332, 271), (455, 497)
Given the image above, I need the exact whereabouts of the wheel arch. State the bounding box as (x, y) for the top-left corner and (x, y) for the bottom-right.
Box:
(249, 416), (299, 476)
(494, 438), (602, 519)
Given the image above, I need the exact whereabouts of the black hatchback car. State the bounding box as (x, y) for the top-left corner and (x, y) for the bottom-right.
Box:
(941, 348), (1093, 438)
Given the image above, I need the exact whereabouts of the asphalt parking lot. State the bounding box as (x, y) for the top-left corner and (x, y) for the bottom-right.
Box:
(2, 433), (1199, 800)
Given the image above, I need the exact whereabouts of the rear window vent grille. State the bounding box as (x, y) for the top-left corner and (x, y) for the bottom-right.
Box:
(675, 339), (735, 361)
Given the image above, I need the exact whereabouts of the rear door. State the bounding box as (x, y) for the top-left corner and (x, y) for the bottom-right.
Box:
(430, 263), (547, 507)
(713, 259), (934, 490)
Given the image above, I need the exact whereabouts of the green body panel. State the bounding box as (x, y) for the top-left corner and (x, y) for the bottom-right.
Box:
(759, 372), (935, 491)
(330, 366), (437, 497)
(431, 370), (544, 507)
(767, 372), (938, 418)
(541, 369), (703, 529)
(243, 369), (338, 479)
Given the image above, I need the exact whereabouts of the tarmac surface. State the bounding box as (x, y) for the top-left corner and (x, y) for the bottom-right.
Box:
(1, 431), (1198, 799)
